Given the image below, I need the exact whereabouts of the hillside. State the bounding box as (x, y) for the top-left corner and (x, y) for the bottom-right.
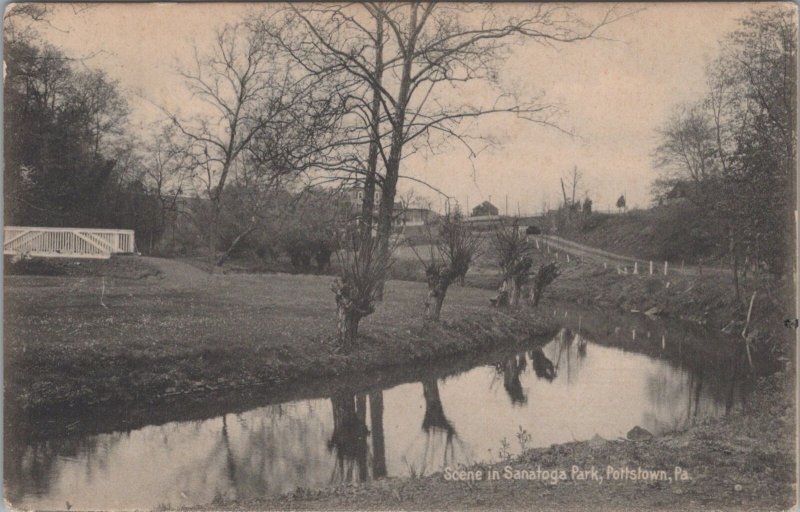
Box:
(554, 200), (725, 265)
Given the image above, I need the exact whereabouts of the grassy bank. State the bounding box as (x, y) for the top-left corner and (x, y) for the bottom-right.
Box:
(539, 255), (794, 366)
(3, 256), (555, 415)
(164, 235), (795, 368)
(193, 372), (794, 511)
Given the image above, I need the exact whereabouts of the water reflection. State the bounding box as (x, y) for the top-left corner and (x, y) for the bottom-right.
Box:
(6, 309), (753, 510)
(496, 356), (528, 405)
(369, 391), (387, 479)
(328, 391), (370, 484)
(529, 348), (557, 381)
(406, 379), (471, 476)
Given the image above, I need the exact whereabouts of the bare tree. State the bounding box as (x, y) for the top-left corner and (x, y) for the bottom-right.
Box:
(653, 105), (719, 204)
(278, 3), (635, 300)
(560, 165), (582, 219)
(141, 126), (194, 253)
(654, 6), (796, 291)
(165, 20), (336, 266)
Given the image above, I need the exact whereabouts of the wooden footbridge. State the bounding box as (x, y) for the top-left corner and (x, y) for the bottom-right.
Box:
(3, 226), (135, 259)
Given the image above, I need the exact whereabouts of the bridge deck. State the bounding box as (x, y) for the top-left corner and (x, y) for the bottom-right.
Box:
(4, 226), (135, 259)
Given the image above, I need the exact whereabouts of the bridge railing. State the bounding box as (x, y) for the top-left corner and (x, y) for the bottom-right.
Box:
(3, 226), (135, 259)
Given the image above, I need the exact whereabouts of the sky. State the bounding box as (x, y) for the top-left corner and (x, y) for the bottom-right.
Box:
(21, 2), (778, 214)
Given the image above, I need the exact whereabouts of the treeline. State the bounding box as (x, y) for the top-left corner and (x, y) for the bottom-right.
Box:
(653, 8), (795, 290)
(3, 11), (173, 249)
(4, 35), (125, 225)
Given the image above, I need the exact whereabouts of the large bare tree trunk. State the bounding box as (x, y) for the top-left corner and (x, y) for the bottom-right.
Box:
(359, 11), (384, 244)
(374, 145), (400, 300)
(375, 5), (418, 301)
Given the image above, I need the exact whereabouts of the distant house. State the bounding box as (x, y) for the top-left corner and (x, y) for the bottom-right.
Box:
(471, 201), (499, 217)
(344, 186), (381, 210)
(399, 207), (439, 227)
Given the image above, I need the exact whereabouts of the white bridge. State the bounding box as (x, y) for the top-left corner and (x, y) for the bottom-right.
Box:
(3, 226), (135, 259)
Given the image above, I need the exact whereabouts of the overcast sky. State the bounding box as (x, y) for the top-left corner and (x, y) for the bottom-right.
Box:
(30, 2), (772, 213)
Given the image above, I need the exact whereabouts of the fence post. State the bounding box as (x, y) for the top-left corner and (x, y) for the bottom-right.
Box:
(633, 262), (638, 274)
(664, 261), (668, 275)
(566, 253), (570, 263)
(649, 261), (653, 275)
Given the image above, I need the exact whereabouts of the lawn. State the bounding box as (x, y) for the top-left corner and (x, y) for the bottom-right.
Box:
(4, 256), (549, 414)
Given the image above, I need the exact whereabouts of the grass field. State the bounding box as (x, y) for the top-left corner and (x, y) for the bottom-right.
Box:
(4, 256), (551, 414)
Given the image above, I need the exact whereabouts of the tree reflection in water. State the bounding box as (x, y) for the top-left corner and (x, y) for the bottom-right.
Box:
(643, 343), (750, 433)
(400, 378), (472, 478)
(328, 391), (370, 484)
(499, 355), (528, 404)
(529, 348), (556, 382)
(326, 389), (389, 484)
(368, 390), (387, 478)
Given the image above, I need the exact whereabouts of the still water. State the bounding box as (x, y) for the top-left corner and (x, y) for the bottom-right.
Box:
(6, 307), (749, 510)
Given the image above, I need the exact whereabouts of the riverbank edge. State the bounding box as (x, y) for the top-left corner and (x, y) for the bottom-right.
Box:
(184, 371), (796, 512)
(5, 305), (557, 419)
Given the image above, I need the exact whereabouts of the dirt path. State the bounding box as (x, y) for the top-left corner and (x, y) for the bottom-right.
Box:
(536, 235), (729, 276)
(140, 256), (213, 289)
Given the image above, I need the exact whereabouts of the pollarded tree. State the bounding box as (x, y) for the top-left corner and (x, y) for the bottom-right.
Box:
(417, 212), (483, 322)
(491, 221), (532, 307)
(529, 262), (560, 307)
(332, 231), (394, 345)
